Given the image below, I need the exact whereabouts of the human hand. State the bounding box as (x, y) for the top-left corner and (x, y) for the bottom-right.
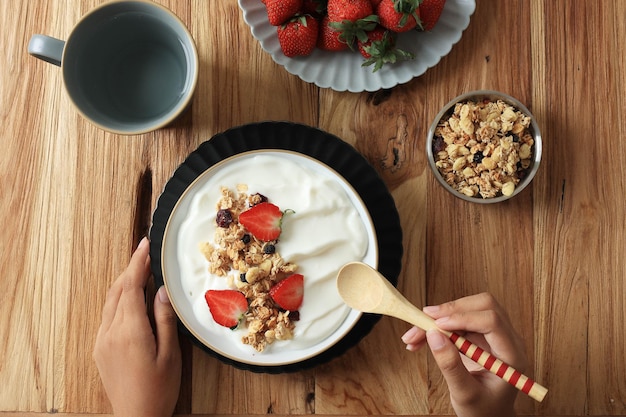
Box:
(93, 237), (182, 417)
(401, 293), (528, 417)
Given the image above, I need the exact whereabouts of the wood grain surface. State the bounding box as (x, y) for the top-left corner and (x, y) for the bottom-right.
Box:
(1, 0), (625, 416)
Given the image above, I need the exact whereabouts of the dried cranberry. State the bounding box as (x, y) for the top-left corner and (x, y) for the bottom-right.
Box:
(432, 136), (446, 154)
(216, 209), (233, 228)
(288, 311), (300, 321)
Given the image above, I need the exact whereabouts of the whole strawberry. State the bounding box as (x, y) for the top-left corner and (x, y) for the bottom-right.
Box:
(266, 0), (304, 26)
(327, 0), (373, 23)
(327, 0), (378, 48)
(277, 15), (320, 57)
(318, 15), (349, 51)
(376, 0), (420, 32)
(419, 0), (446, 31)
(329, 14), (378, 49)
(357, 26), (414, 72)
(357, 26), (390, 58)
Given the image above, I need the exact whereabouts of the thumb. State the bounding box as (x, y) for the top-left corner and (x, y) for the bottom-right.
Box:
(426, 329), (477, 395)
(153, 286), (180, 361)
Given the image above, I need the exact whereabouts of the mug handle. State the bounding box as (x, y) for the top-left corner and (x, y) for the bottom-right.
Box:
(28, 35), (65, 67)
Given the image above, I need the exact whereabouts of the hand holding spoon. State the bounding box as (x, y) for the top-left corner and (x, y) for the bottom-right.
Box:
(336, 262), (548, 403)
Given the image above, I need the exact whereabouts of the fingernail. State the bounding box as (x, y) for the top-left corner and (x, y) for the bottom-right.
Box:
(435, 316), (449, 325)
(157, 286), (171, 304)
(423, 305), (439, 315)
(138, 237), (149, 249)
(401, 326), (419, 343)
(426, 329), (447, 351)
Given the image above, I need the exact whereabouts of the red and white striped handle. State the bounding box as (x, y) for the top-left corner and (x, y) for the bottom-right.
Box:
(448, 332), (548, 402)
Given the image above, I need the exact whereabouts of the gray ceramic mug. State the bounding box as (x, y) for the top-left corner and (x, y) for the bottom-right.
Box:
(28, 0), (198, 135)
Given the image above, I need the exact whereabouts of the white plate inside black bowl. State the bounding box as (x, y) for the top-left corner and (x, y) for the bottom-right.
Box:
(149, 122), (403, 373)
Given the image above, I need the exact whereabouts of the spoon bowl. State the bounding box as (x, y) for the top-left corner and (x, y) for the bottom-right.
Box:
(337, 262), (438, 331)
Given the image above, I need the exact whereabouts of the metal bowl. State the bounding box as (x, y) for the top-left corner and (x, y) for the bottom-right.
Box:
(426, 90), (542, 203)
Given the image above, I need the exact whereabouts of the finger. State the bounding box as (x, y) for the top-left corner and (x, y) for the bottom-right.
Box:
(435, 309), (507, 334)
(426, 329), (479, 398)
(122, 237), (151, 292)
(98, 241), (149, 330)
(435, 310), (527, 370)
(401, 326), (427, 352)
(98, 273), (124, 332)
(120, 238), (152, 316)
(153, 286), (181, 364)
(424, 292), (505, 319)
(401, 326), (426, 345)
(405, 340), (427, 352)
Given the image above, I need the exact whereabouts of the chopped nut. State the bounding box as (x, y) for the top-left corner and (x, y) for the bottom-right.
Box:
(462, 167), (475, 178)
(482, 157), (496, 170)
(461, 186), (477, 197)
(502, 181), (516, 196)
(452, 157), (467, 171)
(519, 143), (531, 159)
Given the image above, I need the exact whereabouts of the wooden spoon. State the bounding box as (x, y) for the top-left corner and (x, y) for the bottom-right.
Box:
(336, 262), (548, 403)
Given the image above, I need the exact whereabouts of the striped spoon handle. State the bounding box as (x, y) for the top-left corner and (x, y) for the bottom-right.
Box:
(444, 331), (548, 402)
(335, 262), (549, 403)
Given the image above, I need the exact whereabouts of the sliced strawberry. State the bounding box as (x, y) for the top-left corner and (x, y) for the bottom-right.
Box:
(238, 202), (289, 241)
(270, 273), (304, 311)
(205, 289), (248, 329)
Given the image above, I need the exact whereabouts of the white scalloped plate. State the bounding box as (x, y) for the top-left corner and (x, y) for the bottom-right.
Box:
(238, 0), (476, 92)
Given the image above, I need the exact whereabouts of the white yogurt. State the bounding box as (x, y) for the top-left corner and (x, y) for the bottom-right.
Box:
(176, 153), (371, 354)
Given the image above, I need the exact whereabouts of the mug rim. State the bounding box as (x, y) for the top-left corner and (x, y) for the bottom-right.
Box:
(62, 0), (199, 135)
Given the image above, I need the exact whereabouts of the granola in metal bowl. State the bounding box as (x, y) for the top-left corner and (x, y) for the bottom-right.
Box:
(431, 99), (535, 199)
(199, 185), (300, 352)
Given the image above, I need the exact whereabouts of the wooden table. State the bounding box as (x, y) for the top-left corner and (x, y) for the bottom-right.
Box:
(1, 1), (625, 416)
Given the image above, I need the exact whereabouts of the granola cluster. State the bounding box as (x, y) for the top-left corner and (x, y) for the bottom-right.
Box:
(432, 99), (535, 199)
(199, 185), (299, 352)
